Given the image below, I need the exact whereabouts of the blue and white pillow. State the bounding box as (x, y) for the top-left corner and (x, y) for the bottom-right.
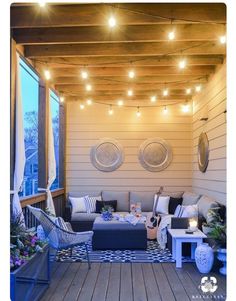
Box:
(84, 195), (102, 213)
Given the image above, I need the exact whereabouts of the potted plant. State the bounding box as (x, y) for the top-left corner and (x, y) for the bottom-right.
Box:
(101, 205), (113, 221)
(10, 214), (50, 301)
(202, 207), (223, 235)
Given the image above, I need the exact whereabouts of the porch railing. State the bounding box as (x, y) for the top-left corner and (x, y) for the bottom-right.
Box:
(21, 188), (65, 228)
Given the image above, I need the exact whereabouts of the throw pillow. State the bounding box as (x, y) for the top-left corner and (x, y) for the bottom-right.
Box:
(168, 197), (183, 215)
(95, 200), (117, 213)
(174, 204), (184, 217)
(153, 195), (170, 214)
(85, 195), (102, 213)
(69, 196), (87, 214)
(181, 204), (198, 218)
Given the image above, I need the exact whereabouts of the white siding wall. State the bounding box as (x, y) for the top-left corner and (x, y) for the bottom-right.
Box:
(66, 105), (192, 193)
(192, 63), (226, 204)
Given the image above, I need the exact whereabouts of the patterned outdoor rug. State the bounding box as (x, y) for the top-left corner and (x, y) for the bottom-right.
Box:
(55, 240), (193, 263)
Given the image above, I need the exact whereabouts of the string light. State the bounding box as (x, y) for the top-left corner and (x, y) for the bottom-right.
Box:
(150, 96), (157, 103)
(186, 88), (192, 95)
(60, 96), (64, 103)
(117, 100), (124, 106)
(81, 70), (88, 79)
(128, 70), (135, 79)
(195, 85), (201, 92)
(85, 84), (92, 91)
(182, 102), (190, 113)
(163, 105), (168, 114)
(219, 35), (226, 44)
(80, 104), (85, 110)
(108, 105), (114, 115)
(127, 89), (133, 96)
(108, 16), (116, 28)
(163, 89), (169, 97)
(179, 59), (186, 69)
(86, 99), (92, 105)
(136, 107), (141, 117)
(38, 0), (46, 7)
(44, 69), (51, 80)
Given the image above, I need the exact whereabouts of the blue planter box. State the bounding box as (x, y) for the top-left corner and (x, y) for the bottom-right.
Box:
(10, 245), (50, 301)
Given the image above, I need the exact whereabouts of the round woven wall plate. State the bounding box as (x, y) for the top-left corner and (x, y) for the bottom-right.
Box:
(138, 138), (172, 172)
(90, 138), (124, 172)
(198, 132), (209, 173)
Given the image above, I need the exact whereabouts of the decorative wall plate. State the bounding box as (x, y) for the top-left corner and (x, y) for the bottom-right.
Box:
(198, 132), (209, 173)
(90, 138), (124, 172)
(138, 138), (172, 172)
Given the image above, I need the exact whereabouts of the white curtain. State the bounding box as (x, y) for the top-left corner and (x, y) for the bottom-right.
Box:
(11, 53), (26, 224)
(38, 98), (56, 216)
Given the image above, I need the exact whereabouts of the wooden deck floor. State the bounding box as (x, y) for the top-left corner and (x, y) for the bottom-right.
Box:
(41, 262), (226, 301)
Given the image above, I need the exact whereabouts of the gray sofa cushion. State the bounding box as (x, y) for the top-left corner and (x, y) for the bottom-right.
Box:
(68, 191), (101, 199)
(197, 195), (219, 220)
(182, 192), (201, 205)
(130, 191), (155, 212)
(102, 191), (130, 211)
(71, 212), (100, 222)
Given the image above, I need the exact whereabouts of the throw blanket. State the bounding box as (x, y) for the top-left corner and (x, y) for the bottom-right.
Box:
(157, 215), (172, 249)
(113, 213), (146, 226)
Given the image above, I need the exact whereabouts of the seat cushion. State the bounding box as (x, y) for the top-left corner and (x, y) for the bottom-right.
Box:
(197, 195), (219, 220)
(102, 191), (129, 211)
(130, 191), (155, 212)
(71, 212), (100, 222)
(182, 192), (201, 205)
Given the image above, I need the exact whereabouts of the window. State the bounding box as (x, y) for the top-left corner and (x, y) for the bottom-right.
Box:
(50, 90), (60, 190)
(19, 58), (39, 197)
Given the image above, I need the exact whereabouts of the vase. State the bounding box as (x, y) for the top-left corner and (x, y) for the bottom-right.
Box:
(217, 248), (227, 275)
(101, 211), (113, 221)
(195, 243), (214, 274)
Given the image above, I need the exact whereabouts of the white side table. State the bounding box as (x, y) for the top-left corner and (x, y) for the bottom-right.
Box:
(168, 229), (207, 268)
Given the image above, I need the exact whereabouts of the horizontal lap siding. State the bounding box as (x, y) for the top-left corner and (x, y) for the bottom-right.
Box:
(192, 63), (226, 204)
(66, 105), (192, 193)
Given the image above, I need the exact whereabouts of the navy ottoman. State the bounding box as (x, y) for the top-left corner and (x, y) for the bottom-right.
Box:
(92, 217), (147, 250)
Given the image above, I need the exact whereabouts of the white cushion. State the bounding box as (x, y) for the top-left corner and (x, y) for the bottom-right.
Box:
(69, 196), (87, 214)
(181, 204), (198, 218)
(153, 195), (170, 214)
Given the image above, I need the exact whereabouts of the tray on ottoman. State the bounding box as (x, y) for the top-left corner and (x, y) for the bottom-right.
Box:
(92, 216), (147, 250)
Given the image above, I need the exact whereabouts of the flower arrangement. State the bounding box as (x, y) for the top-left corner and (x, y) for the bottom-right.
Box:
(101, 205), (113, 221)
(10, 214), (46, 271)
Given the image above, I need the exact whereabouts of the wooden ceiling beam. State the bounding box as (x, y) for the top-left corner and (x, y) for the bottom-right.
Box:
(12, 24), (225, 45)
(44, 66), (215, 77)
(52, 75), (208, 85)
(24, 41), (226, 58)
(11, 3), (226, 28)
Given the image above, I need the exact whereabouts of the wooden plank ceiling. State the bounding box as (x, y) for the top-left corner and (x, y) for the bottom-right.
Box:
(11, 3), (226, 107)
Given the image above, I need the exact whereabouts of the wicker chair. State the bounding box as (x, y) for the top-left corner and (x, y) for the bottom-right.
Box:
(27, 205), (93, 269)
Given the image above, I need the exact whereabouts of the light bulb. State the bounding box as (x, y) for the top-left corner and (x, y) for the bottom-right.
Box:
(163, 89), (168, 97)
(168, 31), (175, 40)
(182, 103), (190, 113)
(163, 106), (168, 114)
(150, 95), (157, 103)
(117, 100), (123, 106)
(60, 97), (64, 103)
(81, 70), (88, 79)
(128, 70), (135, 79)
(186, 88), (192, 95)
(85, 84), (92, 91)
(179, 59), (186, 69)
(219, 35), (226, 44)
(44, 69), (51, 80)
(38, 0), (46, 7)
(80, 104), (85, 110)
(136, 108), (141, 117)
(86, 99), (92, 105)
(127, 89), (133, 96)
(108, 16), (116, 28)
(195, 85), (201, 92)
(108, 106), (113, 115)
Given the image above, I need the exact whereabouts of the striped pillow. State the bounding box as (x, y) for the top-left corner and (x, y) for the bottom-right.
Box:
(174, 205), (185, 217)
(84, 195), (102, 213)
